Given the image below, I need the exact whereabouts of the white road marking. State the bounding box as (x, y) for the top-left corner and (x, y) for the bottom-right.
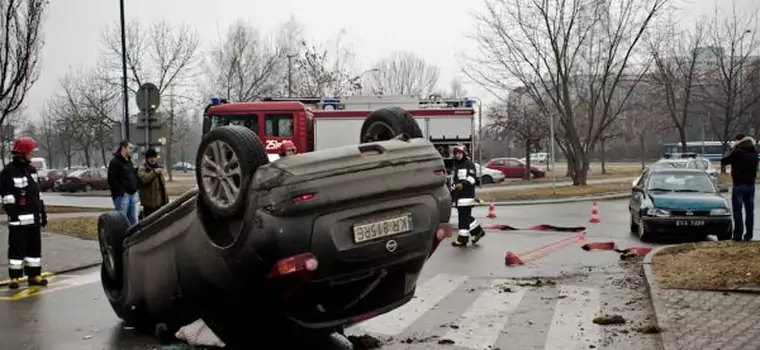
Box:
(355, 273), (468, 336)
(442, 279), (527, 349)
(543, 285), (601, 350)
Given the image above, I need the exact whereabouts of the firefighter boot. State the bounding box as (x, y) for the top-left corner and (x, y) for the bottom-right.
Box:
(452, 230), (470, 247)
(8, 279), (20, 290)
(28, 275), (48, 287)
(471, 225), (486, 244)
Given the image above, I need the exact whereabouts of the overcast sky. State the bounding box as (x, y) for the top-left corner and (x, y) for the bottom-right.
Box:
(25, 0), (758, 120)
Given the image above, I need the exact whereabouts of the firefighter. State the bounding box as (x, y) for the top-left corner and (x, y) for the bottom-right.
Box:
(279, 140), (297, 157)
(450, 145), (486, 247)
(1, 136), (48, 289)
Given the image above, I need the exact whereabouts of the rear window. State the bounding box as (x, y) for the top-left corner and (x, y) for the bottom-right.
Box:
(210, 115), (258, 133)
(265, 114), (294, 137)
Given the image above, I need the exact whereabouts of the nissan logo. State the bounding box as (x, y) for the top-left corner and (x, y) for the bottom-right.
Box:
(385, 240), (398, 253)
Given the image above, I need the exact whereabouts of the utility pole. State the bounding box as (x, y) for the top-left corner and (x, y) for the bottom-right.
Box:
(119, 0), (130, 140)
(167, 87), (175, 182)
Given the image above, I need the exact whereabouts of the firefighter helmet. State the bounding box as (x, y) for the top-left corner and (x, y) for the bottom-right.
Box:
(452, 145), (467, 155)
(12, 136), (37, 154)
(279, 140), (296, 155)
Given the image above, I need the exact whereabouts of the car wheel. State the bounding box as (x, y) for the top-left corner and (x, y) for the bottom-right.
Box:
(481, 175), (493, 185)
(717, 229), (732, 241)
(360, 107), (423, 143)
(629, 212), (639, 233)
(84, 184), (92, 192)
(98, 212), (131, 285)
(195, 125), (269, 219)
(637, 216), (652, 242)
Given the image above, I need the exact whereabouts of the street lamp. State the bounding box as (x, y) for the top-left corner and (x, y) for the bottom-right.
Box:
(119, 0), (129, 140)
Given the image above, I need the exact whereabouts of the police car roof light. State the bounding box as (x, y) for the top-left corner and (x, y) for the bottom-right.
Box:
(211, 97), (221, 105)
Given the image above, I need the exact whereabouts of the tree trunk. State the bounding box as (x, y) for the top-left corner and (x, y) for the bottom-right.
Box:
(677, 127), (688, 153)
(600, 138), (607, 174)
(639, 133), (646, 170)
(524, 140), (532, 180)
(167, 111), (175, 182)
(84, 148), (91, 167)
(99, 137), (107, 167)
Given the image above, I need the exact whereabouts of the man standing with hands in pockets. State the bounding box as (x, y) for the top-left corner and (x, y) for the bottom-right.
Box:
(138, 148), (169, 218)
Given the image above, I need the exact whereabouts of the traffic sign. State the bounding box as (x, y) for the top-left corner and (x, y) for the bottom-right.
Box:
(136, 82), (160, 112)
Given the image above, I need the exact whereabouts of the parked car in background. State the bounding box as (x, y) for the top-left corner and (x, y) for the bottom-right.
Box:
(58, 169), (110, 192)
(172, 161), (195, 172)
(519, 152), (549, 164)
(629, 168), (731, 242)
(39, 169), (68, 192)
(485, 157), (546, 179)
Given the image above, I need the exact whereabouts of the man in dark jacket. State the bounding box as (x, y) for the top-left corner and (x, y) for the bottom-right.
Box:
(721, 134), (759, 241)
(108, 140), (139, 225)
(138, 148), (168, 218)
(1, 136), (48, 289)
(450, 145), (486, 247)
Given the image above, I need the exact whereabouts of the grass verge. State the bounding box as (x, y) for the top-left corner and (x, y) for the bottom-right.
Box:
(481, 182), (630, 201)
(652, 241), (760, 290)
(0, 205), (106, 215)
(45, 217), (99, 241)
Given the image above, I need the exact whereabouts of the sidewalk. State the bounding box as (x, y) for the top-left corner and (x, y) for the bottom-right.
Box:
(642, 250), (760, 350)
(0, 213), (103, 283)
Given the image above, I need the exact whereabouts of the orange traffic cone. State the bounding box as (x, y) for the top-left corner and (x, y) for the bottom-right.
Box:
(577, 231), (586, 244)
(589, 201), (601, 224)
(487, 199), (497, 219)
(505, 251), (524, 266)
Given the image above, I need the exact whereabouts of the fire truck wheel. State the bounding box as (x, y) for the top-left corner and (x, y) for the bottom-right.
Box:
(196, 126), (269, 219)
(360, 107), (423, 143)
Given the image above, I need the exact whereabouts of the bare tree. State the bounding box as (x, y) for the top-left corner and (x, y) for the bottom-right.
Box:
(365, 51), (440, 96)
(293, 36), (358, 97)
(465, 0), (668, 185)
(698, 5), (760, 155)
(205, 20), (283, 101)
(0, 0), (46, 133)
(101, 19), (201, 96)
(648, 20), (707, 151)
(487, 89), (549, 178)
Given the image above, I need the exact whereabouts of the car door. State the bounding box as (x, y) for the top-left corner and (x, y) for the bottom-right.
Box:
(94, 169), (108, 189)
(505, 159), (525, 178)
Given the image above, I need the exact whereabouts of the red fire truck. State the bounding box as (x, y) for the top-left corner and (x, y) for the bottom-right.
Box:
(202, 95), (476, 160)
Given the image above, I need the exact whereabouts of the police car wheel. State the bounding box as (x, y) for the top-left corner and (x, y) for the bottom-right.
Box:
(196, 126), (269, 219)
(97, 211), (131, 284)
(360, 107), (423, 143)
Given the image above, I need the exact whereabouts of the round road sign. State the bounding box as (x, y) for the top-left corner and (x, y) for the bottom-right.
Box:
(136, 82), (161, 112)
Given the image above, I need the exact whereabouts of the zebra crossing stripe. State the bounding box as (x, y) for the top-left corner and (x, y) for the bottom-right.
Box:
(442, 279), (527, 349)
(356, 273), (468, 336)
(543, 285), (601, 350)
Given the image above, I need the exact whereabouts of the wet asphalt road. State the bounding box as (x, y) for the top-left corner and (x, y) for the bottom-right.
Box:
(3, 197), (755, 350)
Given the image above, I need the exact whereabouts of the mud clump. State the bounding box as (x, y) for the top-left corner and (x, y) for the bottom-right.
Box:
(347, 335), (383, 349)
(592, 314), (626, 325)
(635, 324), (663, 334)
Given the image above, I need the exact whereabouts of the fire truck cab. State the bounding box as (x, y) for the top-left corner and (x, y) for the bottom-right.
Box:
(202, 95), (476, 160)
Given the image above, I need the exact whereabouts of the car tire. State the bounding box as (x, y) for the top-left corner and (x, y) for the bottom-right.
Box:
(629, 212), (639, 233)
(98, 211), (130, 285)
(195, 126), (269, 219)
(360, 107), (423, 143)
(84, 184), (92, 192)
(481, 175), (493, 185)
(637, 216), (652, 242)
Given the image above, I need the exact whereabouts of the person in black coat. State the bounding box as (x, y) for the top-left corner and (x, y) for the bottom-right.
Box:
(108, 140), (140, 226)
(450, 145), (486, 247)
(721, 134), (759, 241)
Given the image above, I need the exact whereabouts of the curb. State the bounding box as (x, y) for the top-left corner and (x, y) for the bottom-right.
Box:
(0, 262), (101, 287)
(480, 192), (631, 206)
(641, 246), (679, 350)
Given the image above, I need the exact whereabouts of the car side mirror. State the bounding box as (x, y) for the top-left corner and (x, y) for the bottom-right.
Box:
(632, 186), (643, 193)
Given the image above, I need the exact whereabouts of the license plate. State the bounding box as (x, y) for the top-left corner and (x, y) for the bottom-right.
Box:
(676, 220), (705, 227)
(353, 214), (413, 243)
